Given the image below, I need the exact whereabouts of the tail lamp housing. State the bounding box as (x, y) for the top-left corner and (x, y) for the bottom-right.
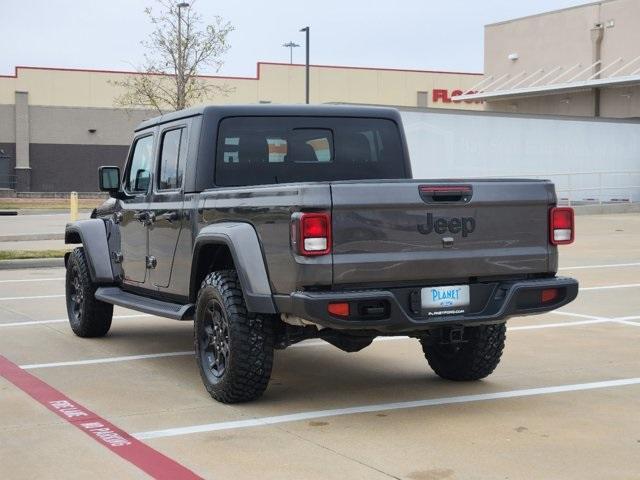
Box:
(549, 207), (574, 245)
(291, 212), (332, 256)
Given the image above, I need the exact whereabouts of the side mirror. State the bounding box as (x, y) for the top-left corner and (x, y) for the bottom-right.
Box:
(99, 166), (120, 196)
(134, 169), (150, 192)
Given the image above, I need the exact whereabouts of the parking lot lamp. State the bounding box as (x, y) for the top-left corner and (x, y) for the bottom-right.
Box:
(282, 41), (301, 64)
(299, 26), (310, 104)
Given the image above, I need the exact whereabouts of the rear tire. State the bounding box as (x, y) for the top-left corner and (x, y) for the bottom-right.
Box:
(194, 270), (274, 403)
(65, 247), (113, 338)
(420, 324), (506, 381)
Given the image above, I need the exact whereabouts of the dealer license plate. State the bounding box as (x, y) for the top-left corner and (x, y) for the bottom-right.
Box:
(421, 285), (470, 309)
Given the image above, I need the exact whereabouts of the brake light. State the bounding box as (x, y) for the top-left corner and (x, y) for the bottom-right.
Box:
(549, 207), (574, 245)
(293, 212), (332, 256)
(418, 185), (472, 194)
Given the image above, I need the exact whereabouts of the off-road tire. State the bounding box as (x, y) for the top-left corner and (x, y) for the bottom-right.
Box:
(194, 270), (274, 403)
(65, 247), (113, 337)
(420, 323), (506, 381)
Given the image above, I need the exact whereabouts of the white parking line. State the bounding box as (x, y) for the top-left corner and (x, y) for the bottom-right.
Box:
(20, 351), (193, 370)
(580, 283), (640, 291)
(548, 310), (640, 328)
(17, 311), (635, 370)
(509, 318), (613, 330)
(133, 376), (640, 439)
(549, 311), (604, 321)
(0, 314), (152, 328)
(559, 262), (640, 270)
(0, 294), (64, 301)
(0, 277), (64, 284)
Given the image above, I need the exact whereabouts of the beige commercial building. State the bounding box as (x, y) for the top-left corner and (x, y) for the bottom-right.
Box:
(3, 0), (639, 193)
(0, 62), (481, 191)
(458, 0), (640, 117)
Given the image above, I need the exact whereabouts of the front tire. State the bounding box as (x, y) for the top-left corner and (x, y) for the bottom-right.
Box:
(420, 324), (506, 381)
(194, 270), (274, 403)
(65, 247), (113, 338)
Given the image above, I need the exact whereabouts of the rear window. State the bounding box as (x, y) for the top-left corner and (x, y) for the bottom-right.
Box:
(215, 116), (405, 186)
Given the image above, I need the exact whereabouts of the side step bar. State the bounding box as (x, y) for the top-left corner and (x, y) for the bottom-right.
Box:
(95, 287), (194, 320)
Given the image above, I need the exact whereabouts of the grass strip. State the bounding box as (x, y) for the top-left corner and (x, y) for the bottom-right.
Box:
(0, 249), (71, 260)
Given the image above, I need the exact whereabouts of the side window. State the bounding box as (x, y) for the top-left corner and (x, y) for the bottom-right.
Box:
(158, 128), (187, 190)
(125, 135), (154, 193)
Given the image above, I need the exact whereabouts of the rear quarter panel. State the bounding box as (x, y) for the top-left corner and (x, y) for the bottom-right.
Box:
(199, 184), (333, 294)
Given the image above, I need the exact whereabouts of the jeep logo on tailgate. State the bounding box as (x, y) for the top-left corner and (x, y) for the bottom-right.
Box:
(417, 213), (476, 237)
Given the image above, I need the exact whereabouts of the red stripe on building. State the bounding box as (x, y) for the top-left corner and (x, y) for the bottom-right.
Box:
(0, 355), (202, 480)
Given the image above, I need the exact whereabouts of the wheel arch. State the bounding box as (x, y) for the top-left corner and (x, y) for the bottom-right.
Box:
(65, 219), (115, 284)
(191, 223), (276, 314)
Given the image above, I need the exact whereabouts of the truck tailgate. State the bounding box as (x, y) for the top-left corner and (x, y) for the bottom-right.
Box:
(330, 180), (555, 286)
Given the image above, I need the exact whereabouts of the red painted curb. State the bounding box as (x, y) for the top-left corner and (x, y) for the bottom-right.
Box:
(0, 355), (202, 480)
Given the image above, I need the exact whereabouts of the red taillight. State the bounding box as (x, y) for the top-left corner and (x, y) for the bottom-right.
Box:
(328, 302), (350, 317)
(541, 288), (559, 303)
(418, 185), (472, 194)
(293, 212), (331, 256)
(549, 207), (574, 245)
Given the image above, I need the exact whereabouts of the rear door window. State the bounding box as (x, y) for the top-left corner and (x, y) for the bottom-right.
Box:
(215, 117), (404, 186)
(157, 127), (187, 191)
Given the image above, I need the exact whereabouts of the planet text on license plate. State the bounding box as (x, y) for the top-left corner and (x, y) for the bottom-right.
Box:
(421, 285), (470, 309)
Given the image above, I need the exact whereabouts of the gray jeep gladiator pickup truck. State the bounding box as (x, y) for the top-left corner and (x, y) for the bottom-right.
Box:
(65, 105), (578, 403)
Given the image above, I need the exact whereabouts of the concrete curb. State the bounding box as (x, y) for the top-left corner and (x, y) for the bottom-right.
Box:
(0, 258), (65, 270)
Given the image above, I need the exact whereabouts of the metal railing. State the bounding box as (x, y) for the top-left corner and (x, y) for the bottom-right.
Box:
(479, 171), (640, 206)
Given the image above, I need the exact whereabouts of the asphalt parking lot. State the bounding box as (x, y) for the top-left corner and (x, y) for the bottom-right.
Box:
(1, 213), (639, 480)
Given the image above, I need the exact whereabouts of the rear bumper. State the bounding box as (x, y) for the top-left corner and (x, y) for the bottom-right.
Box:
(276, 277), (579, 334)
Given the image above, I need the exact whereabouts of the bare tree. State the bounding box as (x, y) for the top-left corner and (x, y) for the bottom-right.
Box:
(113, 0), (234, 113)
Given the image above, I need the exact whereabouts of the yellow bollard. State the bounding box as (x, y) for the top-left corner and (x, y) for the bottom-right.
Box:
(70, 192), (78, 222)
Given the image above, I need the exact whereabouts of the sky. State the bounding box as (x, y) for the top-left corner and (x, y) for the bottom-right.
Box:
(2, 0), (596, 77)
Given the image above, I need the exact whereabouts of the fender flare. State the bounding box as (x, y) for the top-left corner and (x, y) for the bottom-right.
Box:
(65, 219), (115, 284)
(192, 222), (276, 314)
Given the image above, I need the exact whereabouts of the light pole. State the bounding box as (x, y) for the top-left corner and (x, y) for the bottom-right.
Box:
(177, 2), (190, 109)
(299, 26), (310, 104)
(282, 41), (300, 64)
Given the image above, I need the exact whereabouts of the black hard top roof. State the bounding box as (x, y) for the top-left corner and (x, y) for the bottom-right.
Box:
(135, 104), (401, 131)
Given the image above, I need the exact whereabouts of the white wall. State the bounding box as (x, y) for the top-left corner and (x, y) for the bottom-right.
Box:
(400, 109), (640, 202)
